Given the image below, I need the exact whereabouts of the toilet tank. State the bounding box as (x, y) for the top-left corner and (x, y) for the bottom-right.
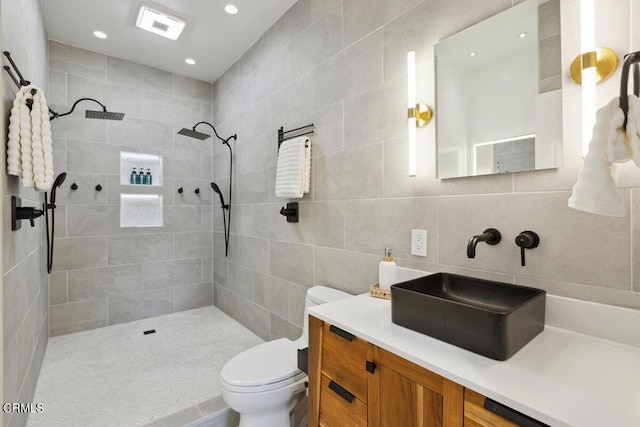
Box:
(295, 286), (351, 348)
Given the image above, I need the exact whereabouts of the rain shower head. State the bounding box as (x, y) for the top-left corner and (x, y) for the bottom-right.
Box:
(211, 182), (227, 208)
(50, 97), (125, 121)
(178, 127), (211, 140)
(178, 122), (235, 147)
(85, 110), (125, 121)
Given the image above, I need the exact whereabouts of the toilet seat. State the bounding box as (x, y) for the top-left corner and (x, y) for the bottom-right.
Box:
(220, 338), (304, 393)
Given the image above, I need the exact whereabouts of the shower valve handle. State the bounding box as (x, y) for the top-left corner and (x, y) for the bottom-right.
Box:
(515, 231), (539, 266)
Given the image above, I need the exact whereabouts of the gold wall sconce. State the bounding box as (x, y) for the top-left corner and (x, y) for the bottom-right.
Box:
(569, 47), (618, 85)
(407, 50), (433, 177)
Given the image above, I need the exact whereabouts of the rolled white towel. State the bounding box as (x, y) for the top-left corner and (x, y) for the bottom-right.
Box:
(7, 87), (29, 176)
(19, 92), (34, 188)
(31, 91), (45, 191)
(626, 95), (640, 167)
(29, 85), (54, 191)
(606, 105), (630, 163)
(569, 97), (625, 216)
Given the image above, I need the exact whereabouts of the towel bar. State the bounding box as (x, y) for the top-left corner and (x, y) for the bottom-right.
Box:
(278, 123), (314, 150)
(619, 50), (640, 130)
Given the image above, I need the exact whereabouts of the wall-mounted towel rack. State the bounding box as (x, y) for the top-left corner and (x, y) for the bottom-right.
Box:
(620, 50), (640, 130)
(3, 51), (30, 88)
(3, 50), (39, 110)
(278, 123), (314, 150)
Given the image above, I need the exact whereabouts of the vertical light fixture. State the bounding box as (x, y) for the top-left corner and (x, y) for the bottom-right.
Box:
(407, 51), (418, 176)
(580, 0), (597, 157)
(570, 0), (617, 156)
(407, 50), (433, 177)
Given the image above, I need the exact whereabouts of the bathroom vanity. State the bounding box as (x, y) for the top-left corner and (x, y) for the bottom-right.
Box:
(307, 293), (640, 427)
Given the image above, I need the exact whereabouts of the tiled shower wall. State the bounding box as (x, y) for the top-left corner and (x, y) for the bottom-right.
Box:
(1, 0), (49, 425)
(210, 0), (640, 341)
(46, 41), (215, 336)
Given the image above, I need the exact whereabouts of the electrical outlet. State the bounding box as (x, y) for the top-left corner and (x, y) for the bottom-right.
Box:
(411, 229), (427, 257)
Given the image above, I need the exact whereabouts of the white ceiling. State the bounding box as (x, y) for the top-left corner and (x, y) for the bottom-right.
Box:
(41, 0), (298, 83)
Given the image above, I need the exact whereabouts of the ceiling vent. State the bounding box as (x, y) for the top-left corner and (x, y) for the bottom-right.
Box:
(136, 4), (186, 40)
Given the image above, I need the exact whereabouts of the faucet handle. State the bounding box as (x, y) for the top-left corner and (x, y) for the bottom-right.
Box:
(515, 231), (539, 266)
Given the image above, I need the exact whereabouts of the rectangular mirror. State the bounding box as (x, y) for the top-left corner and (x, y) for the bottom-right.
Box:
(435, 0), (563, 179)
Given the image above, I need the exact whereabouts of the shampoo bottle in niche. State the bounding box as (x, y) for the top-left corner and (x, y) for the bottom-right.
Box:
(378, 248), (396, 290)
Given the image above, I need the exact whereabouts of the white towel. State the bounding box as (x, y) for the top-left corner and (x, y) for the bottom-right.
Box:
(275, 136), (311, 198)
(6, 84), (54, 191)
(7, 87), (27, 176)
(568, 96), (640, 217)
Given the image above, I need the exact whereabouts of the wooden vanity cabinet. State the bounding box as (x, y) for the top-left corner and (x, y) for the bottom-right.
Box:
(308, 316), (464, 427)
(463, 389), (518, 427)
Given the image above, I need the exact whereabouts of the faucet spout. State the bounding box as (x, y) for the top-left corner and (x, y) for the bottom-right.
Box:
(467, 228), (501, 258)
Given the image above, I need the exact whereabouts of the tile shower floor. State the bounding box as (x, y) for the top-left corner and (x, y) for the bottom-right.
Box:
(27, 306), (263, 427)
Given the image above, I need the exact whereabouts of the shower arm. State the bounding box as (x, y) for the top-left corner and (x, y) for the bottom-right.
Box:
(192, 121), (237, 147)
(50, 97), (108, 120)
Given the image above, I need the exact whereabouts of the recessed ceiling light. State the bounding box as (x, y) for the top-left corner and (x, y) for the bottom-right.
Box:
(518, 32), (528, 38)
(136, 4), (186, 40)
(93, 30), (108, 39)
(224, 4), (238, 14)
(185, 58), (196, 65)
(469, 52), (477, 57)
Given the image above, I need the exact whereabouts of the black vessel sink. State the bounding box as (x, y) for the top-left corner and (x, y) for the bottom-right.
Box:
(391, 273), (545, 360)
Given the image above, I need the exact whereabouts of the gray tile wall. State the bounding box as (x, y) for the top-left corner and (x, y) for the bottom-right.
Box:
(47, 41), (215, 336)
(210, 0), (640, 341)
(1, 0), (50, 425)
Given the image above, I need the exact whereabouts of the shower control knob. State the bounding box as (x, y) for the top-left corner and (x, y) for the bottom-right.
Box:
(195, 188), (200, 194)
(178, 187), (183, 194)
(95, 184), (102, 192)
(70, 183), (78, 190)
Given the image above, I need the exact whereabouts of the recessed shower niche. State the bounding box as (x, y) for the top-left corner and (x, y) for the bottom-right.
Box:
(119, 152), (164, 227)
(120, 152), (163, 186)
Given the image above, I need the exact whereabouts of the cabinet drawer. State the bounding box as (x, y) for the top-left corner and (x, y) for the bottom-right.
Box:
(464, 389), (523, 427)
(319, 375), (367, 427)
(321, 323), (369, 402)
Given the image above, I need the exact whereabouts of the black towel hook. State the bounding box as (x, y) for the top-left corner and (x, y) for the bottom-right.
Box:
(619, 51), (640, 130)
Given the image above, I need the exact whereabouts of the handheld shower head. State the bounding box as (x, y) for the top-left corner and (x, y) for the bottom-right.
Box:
(50, 172), (67, 205)
(211, 182), (227, 208)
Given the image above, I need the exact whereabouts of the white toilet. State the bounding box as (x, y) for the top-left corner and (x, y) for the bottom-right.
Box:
(220, 286), (351, 427)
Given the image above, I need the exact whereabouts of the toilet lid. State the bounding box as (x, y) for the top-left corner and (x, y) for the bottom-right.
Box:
(307, 286), (350, 305)
(220, 338), (302, 388)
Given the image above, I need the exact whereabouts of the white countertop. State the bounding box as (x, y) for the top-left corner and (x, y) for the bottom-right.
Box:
(309, 292), (640, 427)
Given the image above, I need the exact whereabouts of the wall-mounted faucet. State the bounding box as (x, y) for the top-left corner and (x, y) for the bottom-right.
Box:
(467, 228), (501, 258)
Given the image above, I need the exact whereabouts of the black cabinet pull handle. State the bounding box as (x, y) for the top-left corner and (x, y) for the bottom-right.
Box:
(366, 361), (376, 373)
(328, 380), (354, 403)
(484, 398), (549, 427)
(329, 325), (355, 342)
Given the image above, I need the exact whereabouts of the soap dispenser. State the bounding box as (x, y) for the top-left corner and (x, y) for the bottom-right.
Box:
(378, 248), (396, 290)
